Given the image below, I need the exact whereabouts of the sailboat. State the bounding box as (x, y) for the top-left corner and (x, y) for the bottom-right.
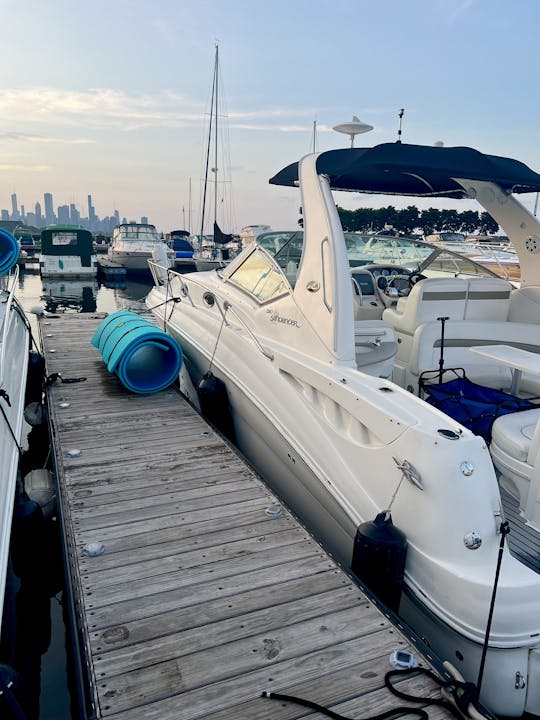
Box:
(193, 45), (237, 272)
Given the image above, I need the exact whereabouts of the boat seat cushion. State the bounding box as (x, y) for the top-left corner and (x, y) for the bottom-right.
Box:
(382, 277), (468, 336)
(491, 408), (540, 462)
(464, 277), (513, 321)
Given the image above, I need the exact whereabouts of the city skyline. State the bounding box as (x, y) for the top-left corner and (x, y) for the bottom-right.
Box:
(2, 190), (142, 232)
(2, 1), (540, 233)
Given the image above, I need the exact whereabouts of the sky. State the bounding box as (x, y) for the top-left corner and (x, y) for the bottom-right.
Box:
(2, 0), (540, 234)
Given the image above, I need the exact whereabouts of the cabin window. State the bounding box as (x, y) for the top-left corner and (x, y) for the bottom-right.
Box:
(227, 248), (289, 303)
(51, 232), (78, 246)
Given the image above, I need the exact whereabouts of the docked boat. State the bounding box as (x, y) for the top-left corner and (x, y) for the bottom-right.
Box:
(425, 231), (520, 280)
(0, 228), (31, 638)
(39, 225), (97, 278)
(108, 222), (174, 275)
(147, 140), (540, 717)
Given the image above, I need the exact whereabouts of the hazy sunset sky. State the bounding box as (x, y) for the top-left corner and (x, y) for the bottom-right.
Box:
(1, 0), (539, 232)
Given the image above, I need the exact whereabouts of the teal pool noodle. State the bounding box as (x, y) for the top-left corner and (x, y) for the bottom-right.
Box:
(0, 228), (20, 275)
(91, 311), (183, 394)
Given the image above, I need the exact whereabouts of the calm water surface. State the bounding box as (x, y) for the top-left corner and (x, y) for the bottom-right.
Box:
(12, 268), (154, 720)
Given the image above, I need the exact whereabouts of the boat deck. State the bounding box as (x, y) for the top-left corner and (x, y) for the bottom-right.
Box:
(40, 313), (455, 720)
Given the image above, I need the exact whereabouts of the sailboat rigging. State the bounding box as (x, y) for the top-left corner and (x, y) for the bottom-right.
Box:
(198, 45), (234, 264)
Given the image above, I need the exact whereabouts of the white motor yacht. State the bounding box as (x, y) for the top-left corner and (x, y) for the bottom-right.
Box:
(108, 222), (174, 275)
(0, 231), (30, 636)
(147, 141), (540, 717)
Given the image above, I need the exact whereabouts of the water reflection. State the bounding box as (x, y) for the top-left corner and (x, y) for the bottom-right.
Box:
(41, 279), (99, 314)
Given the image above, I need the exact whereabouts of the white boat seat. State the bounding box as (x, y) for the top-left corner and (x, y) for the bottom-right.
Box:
(354, 320), (396, 378)
(491, 408), (540, 531)
(382, 277), (468, 336)
(491, 408), (540, 462)
(464, 277), (512, 321)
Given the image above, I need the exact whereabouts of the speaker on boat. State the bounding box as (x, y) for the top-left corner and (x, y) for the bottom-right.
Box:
(351, 511), (407, 612)
(197, 371), (235, 441)
(91, 310), (183, 394)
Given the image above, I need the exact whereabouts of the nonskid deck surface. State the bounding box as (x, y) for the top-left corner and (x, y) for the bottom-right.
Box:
(500, 487), (540, 573)
(40, 313), (455, 720)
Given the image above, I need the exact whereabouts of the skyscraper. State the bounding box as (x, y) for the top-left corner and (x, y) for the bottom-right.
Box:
(69, 203), (80, 225)
(35, 202), (43, 226)
(11, 193), (19, 220)
(87, 194), (96, 230)
(44, 193), (55, 225)
(57, 204), (69, 223)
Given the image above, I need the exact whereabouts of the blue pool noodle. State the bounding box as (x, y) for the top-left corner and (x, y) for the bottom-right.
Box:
(91, 311), (183, 394)
(0, 228), (20, 275)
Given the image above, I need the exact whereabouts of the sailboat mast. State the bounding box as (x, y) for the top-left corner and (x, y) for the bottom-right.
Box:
(199, 45), (218, 243)
(214, 44), (219, 229)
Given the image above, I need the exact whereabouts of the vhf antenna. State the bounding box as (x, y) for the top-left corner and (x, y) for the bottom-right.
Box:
(397, 108), (405, 143)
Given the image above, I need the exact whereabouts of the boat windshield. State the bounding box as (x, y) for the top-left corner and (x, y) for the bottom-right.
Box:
(116, 225), (161, 242)
(263, 231), (501, 282)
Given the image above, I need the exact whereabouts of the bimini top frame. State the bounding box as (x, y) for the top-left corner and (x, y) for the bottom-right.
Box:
(269, 142), (540, 198)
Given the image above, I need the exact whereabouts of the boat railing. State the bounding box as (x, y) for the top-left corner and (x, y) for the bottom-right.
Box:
(148, 260), (274, 360)
(0, 264), (21, 390)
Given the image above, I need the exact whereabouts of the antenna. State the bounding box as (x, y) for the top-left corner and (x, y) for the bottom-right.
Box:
(312, 120), (318, 153)
(397, 108), (404, 143)
(333, 115), (374, 148)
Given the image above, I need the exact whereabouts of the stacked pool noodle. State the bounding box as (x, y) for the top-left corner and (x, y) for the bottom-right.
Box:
(91, 311), (183, 394)
(0, 228), (20, 274)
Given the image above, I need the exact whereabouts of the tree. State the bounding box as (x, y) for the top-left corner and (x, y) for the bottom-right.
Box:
(479, 211), (499, 235)
(395, 206), (419, 235)
(458, 210), (480, 234)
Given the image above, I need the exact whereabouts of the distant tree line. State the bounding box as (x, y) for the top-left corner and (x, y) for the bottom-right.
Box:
(336, 205), (500, 236)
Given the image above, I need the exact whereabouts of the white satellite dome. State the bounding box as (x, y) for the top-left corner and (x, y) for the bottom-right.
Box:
(333, 116), (374, 147)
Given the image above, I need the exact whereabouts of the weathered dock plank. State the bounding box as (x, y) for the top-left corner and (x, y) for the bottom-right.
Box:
(40, 314), (454, 720)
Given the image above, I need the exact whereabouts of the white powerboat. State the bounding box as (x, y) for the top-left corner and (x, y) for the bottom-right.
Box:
(0, 230), (30, 635)
(108, 222), (174, 275)
(147, 141), (540, 717)
(39, 225), (98, 278)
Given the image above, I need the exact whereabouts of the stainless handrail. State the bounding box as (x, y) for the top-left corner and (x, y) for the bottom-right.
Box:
(148, 261), (274, 360)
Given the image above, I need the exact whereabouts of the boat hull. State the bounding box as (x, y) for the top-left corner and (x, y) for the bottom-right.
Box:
(147, 280), (540, 717)
(109, 249), (175, 274)
(39, 254), (97, 278)
(0, 293), (30, 631)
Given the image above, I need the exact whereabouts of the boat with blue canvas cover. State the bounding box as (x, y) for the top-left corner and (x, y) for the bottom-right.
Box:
(0, 229), (30, 641)
(148, 138), (540, 717)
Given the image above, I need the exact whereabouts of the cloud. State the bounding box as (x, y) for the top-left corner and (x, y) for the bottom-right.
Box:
(0, 131), (94, 144)
(0, 88), (337, 134)
(0, 163), (49, 171)
(443, 0), (474, 25)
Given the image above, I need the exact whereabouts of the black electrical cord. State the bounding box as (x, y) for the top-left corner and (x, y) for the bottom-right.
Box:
(263, 666), (496, 720)
(262, 688), (428, 720)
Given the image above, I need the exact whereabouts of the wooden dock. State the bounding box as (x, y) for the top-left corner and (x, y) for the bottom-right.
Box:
(40, 313), (455, 720)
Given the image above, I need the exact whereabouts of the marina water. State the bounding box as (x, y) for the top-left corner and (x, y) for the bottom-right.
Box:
(11, 268), (155, 720)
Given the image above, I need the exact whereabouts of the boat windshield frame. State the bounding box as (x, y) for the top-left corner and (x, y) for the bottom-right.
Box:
(256, 231), (504, 282)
